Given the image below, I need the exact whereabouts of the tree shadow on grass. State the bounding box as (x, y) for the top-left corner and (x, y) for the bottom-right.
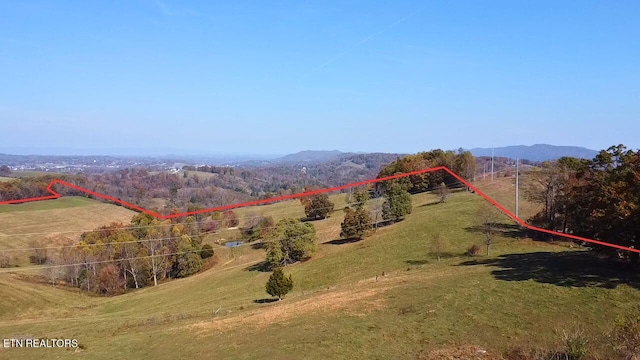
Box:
(465, 223), (527, 239)
(325, 237), (363, 245)
(458, 251), (640, 289)
(253, 298), (279, 304)
(300, 215), (332, 223)
(245, 261), (271, 272)
(374, 219), (399, 229)
(418, 201), (443, 208)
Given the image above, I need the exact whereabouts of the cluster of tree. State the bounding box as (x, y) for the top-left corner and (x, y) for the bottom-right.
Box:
(299, 153), (404, 187)
(39, 213), (214, 295)
(300, 193), (335, 220)
(86, 169), (253, 215)
(525, 145), (640, 259)
(184, 165), (321, 199)
(264, 218), (317, 269)
(340, 183), (413, 242)
(240, 214), (276, 242)
(0, 152), (426, 217)
(0, 174), (87, 201)
(376, 149), (476, 194)
(0, 165), (10, 176)
(341, 188), (373, 239)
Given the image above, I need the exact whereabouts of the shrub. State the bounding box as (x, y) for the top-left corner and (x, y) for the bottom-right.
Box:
(610, 312), (640, 360)
(28, 240), (48, 265)
(559, 328), (589, 360)
(0, 252), (17, 268)
(465, 244), (481, 257)
(200, 244), (214, 259)
(222, 210), (239, 227)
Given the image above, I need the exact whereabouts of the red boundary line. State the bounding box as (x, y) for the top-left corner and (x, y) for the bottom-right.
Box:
(1, 166), (638, 254)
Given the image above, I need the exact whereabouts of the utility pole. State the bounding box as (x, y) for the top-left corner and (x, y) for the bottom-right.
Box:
(483, 163), (486, 179)
(515, 157), (519, 218)
(491, 146), (494, 182)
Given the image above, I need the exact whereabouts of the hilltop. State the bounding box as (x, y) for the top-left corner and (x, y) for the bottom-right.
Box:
(273, 150), (346, 163)
(469, 144), (598, 161)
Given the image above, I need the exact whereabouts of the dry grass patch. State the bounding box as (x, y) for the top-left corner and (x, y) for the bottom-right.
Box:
(418, 344), (502, 360)
(188, 274), (402, 334)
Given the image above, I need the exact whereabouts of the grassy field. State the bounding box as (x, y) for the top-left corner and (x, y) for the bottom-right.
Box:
(0, 176), (15, 182)
(0, 179), (636, 359)
(0, 197), (136, 264)
(183, 170), (218, 180)
(472, 174), (541, 221)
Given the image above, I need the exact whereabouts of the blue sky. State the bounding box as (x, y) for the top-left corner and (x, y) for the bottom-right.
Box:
(0, 1), (638, 156)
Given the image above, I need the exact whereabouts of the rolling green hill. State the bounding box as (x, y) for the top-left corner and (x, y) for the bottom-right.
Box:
(0, 179), (636, 359)
(0, 197), (136, 265)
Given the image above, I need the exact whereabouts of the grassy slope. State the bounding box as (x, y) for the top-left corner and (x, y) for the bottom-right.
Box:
(183, 170), (218, 180)
(0, 197), (136, 264)
(0, 178), (637, 359)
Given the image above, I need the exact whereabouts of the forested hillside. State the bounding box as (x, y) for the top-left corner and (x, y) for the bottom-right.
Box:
(0, 153), (403, 215)
(525, 145), (640, 257)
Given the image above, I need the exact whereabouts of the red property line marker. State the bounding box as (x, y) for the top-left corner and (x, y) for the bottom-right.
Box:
(1, 166), (638, 254)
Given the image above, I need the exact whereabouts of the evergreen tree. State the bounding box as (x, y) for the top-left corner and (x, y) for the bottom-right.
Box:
(340, 207), (373, 239)
(304, 194), (334, 220)
(349, 188), (370, 209)
(172, 234), (202, 278)
(382, 182), (413, 221)
(265, 267), (293, 300)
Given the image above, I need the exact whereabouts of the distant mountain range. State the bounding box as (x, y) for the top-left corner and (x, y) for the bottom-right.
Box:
(1, 145), (600, 170)
(273, 150), (347, 163)
(275, 145), (599, 164)
(469, 144), (598, 162)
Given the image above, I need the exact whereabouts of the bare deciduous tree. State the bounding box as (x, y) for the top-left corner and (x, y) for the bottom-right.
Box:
(369, 198), (384, 232)
(478, 204), (501, 256)
(430, 233), (448, 261)
(437, 182), (450, 203)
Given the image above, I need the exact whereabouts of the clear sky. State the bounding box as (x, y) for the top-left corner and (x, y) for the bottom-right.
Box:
(1, 1), (638, 156)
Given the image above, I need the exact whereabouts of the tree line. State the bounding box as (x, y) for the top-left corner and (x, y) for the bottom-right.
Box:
(376, 149), (476, 194)
(525, 145), (640, 262)
(36, 213), (216, 295)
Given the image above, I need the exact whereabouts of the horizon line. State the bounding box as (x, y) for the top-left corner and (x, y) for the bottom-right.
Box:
(0, 166), (636, 254)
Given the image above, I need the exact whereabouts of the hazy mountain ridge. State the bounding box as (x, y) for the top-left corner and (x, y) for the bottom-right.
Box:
(273, 150), (346, 163)
(469, 144), (598, 161)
